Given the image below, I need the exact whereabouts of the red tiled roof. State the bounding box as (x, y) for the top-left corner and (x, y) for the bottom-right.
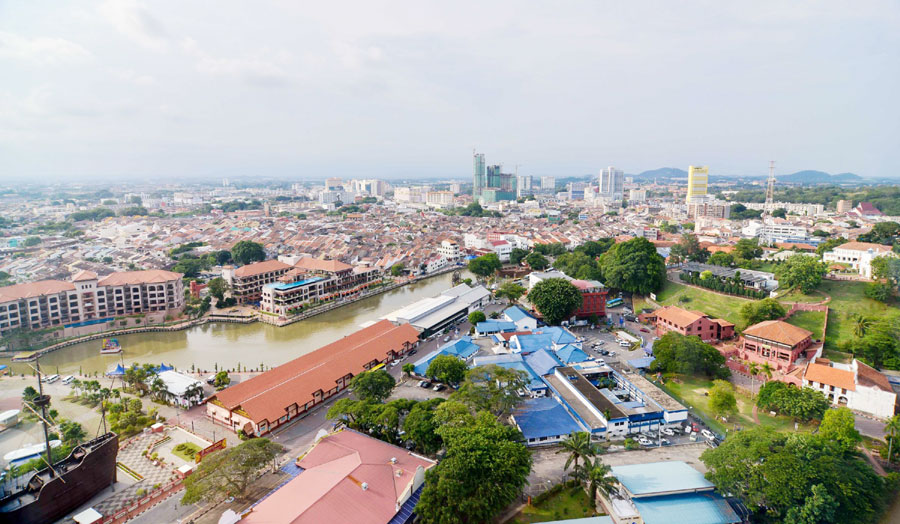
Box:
(295, 257), (353, 273)
(242, 429), (435, 524)
(856, 360), (892, 392)
(743, 320), (812, 347)
(72, 270), (98, 281)
(0, 280), (74, 302)
(97, 269), (182, 286)
(804, 362), (855, 391)
(233, 259), (291, 277)
(834, 241), (892, 253)
(210, 320), (419, 424)
(655, 306), (704, 327)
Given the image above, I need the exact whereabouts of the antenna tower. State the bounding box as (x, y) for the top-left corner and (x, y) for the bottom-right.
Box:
(765, 160), (776, 211)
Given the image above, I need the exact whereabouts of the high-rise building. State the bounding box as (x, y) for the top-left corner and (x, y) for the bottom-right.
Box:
(325, 177), (343, 191)
(630, 189), (647, 202)
(541, 176), (556, 192)
(473, 152), (486, 199)
(599, 166), (624, 201)
(836, 200), (853, 213)
(688, 200), (731, 219)
(449, 182), (462, 194)
(686, 166), (709, 203)
(517, 174), (533, 197)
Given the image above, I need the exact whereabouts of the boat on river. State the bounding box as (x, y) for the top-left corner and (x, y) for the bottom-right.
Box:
(99, 338), (122, 355)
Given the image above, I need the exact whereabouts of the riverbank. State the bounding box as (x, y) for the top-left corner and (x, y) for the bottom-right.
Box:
(2, 266), (464, 363)
(0, 270), (471, 376)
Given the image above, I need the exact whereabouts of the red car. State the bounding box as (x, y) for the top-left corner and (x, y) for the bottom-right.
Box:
(640, 328), (650, 333)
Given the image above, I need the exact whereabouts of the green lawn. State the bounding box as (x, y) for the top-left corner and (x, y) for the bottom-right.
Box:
(512, 485), (600, 523)
(653, 280), (753, 328)
(784, 310), (826, 340)
(815, 281), (900, 349)
(657, 375), (812, 435)
(172, 442), (202, 462)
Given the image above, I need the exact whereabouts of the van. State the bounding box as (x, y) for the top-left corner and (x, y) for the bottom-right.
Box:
(689, 431), (698, 442)
(62, 375), (75, 385)
(43, 374), (60, 384)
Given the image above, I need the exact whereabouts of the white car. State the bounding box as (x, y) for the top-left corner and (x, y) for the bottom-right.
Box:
(638, 437), (653, 446)
(701, 429), (715, 440)
(660, 427), (675, 437)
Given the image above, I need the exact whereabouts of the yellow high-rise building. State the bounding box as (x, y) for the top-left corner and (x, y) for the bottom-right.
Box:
(686, 165), (709, 203)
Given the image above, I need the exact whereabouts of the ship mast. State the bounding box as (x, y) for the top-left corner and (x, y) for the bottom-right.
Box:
(33, 358), (56, 478)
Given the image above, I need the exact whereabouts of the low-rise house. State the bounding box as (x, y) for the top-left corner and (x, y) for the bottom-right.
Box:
(153, 370), (205, 408)
(804, 357), (897, 419)
(653, 306), (735, 342)
(503, 305), (538, 331)
(238, 429), (435, 524)
(411, 337), (480, 377)
(739, 320), (813, 371)
(822, 241), (897, 279)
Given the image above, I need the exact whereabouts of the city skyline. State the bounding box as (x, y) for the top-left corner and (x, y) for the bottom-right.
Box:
(1, 1), (898, 181)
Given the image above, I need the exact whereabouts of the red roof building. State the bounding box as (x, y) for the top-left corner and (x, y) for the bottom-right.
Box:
(207, 320), (419, 436)
(240, 429), (435, 524)
(740, 320), (813, 371)
(569, 279), (608, 319)
(653, 306), (734, 342)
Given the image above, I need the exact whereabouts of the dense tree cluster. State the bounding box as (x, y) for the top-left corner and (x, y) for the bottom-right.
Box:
(527, 278), (583, 325)
(600, 237), (666, 295)
(740, 298), (787, 326)
(69, 207), (116, 221)
(182, 439), (283, 504)
(231, 240), (266, 265)
(468, 253), (502, 278)
(702, 426), (889, 524)
(777, 254), (828, 293)
(729, 203), (763, 220)
(649, 332), (729, 379)
(756, 381), (829, 422)
(679, 271), (768, 299)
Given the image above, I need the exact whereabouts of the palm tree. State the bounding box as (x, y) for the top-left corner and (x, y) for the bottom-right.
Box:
(557, 432), (596, 480)
(71, 379), (82, 398)
(585, 458), (618, 504)
(759, 362), (774, 383)
(853, 314), (871, 338)
(747, 362), (760, 395)
(885, 415), (900, 463)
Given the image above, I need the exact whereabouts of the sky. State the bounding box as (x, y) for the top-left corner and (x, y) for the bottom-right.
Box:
(1, 1), (898, 181)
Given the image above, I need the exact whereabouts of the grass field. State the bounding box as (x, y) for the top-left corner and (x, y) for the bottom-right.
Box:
(784, 310), (826, 340)
(511, 484), (600, 523)
(652, 280), (753, 328)
(816, 281), (900, 349)
(657, 375), (812, 435)
(172, 442), (202, 462)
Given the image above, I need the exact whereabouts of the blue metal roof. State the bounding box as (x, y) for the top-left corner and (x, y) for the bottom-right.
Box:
(611, 461), (714, 497)
(412, 337), (478, 376)
(632, 493), (741, 524)
(475, 320), (518, 334)
(537, 326), (577, 345)
(503, 305), (534, 322)
(524, 349), (563, 376)
(388, 484), (425, 524)
(628, 356), (656, 369)
(513, 397), (584, 440)
(512, 333), (555, 354)
(556, 344), (591, 364)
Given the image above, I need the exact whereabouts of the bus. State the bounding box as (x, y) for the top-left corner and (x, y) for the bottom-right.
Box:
(606, 297), (623, 308)
(370, 362), (386, 372)
(42, 374), (60, 384)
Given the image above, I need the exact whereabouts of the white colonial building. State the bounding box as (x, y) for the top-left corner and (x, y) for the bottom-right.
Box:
(822, 241), (897, 279)
(804, 357), (897, 419)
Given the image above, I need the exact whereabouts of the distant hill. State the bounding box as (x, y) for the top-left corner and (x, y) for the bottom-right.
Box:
(633, 167), (688, 180)
(776, 170), (862, 184)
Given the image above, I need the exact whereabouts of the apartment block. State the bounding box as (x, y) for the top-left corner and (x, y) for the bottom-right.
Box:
(0, 269), (184, 335)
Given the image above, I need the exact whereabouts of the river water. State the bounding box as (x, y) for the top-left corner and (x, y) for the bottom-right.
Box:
(1, 272), (466, 376)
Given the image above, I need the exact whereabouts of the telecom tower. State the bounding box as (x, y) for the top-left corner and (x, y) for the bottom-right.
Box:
(764, 161), (776, 213)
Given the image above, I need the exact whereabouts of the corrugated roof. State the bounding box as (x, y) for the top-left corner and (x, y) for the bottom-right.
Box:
(611, 461), (713, 497)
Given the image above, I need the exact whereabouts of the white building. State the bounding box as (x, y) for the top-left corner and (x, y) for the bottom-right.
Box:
(804, 358), (897, 419)
(394, 186), (428, 203)
(822, 241), (897, 278)
(437, 239), (460, 260)
(152, 370), (205, 408)
(629, 189), (647, 203)
(488, 240), (513, 262)
(425, 191), (455, 209)
(598, 167), (624, 201)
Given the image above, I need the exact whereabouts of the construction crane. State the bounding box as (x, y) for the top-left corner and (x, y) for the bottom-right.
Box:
(764, 160), (776, 214)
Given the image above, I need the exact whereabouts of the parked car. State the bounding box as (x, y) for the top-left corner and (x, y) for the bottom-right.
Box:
(408, 349), (418, 356)
(638, 437), (653, 446)
(62, 375), (75, 385)
(689, 432), (698, 442)
(443, 336), (450, 342)
(418, 381), (431, 388)
(206, 375), (217, 385)
(609, 351), (617, 357)
(660, 427), (675, 437)
(640, 327), (650, 333)
(660, 437), (671, 446)
(600, 350), (609, 356)
(433, 384), (446, 392)
(701, 429), (715, 440)
(683, 425), (693, 434)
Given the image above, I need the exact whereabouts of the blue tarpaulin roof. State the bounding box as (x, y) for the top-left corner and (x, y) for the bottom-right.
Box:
(106, 364), (126, 376)
(513, 397), (584, 440)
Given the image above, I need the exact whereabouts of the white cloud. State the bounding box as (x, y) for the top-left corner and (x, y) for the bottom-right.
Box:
(116, 70), (157, 86)
(99, 0), (168, 50)
(0, 31), (92, 66)
(182, 38), (293, 86)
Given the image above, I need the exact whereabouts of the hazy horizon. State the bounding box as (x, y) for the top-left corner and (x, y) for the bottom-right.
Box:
(1, 1), (898, 181)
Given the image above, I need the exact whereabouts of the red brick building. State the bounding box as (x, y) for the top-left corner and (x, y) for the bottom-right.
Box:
(740, 320), (813, 371)
(653, 306), (735, 342)
(570, 279), (607, 319)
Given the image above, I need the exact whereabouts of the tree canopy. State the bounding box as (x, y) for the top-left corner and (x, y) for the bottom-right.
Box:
(649, 332), (729, 379)
(467, 310), (486, 325)
(740, 298), (787, 326)
(452, 364), (527, 418)
(599, 237), (666, 294)
(495, 282), (526, 304)
(701, 426), (887, 524)
(349, 369), (396, 403)
(415, 411), (531, 524)
(708, 379), (737, 419)
(426, 355), (468, 385)
(524, 252), (550, 270)
(756, 381), (829, 422)
(777, 254), (827, 293)
(231, 240), (266, 265)
(527, 278), (583, 325)
(468, 253), (502, 278)
(181, 438), (283, 504)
